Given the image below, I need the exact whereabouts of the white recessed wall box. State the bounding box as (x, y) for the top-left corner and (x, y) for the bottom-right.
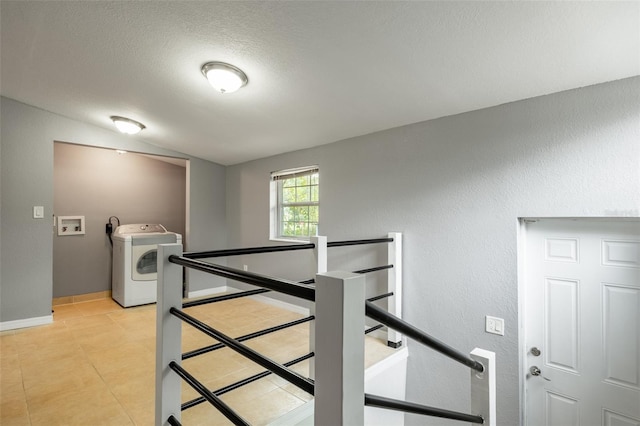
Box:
(57, 215), (86, 236)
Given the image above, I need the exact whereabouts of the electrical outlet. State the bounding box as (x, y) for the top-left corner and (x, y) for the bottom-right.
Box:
(485, 315), (504, 336)
(243, 265), (248, 271)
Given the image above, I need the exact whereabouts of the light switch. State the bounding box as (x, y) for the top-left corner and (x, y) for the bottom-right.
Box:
(33, 206), (44, 219)
(485, 315), (505, 336)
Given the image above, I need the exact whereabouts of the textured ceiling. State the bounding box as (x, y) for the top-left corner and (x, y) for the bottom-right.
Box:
(1, 1), (639, 165)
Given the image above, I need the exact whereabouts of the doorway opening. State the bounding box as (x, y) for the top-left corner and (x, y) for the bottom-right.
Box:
(53, 142), (188, 303)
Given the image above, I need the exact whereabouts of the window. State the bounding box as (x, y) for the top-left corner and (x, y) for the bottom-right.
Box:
(271, 166), (319, 240)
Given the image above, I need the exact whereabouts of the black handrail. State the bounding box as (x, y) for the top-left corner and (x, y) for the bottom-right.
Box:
(170, 361), (250, 426)
(300, 264), (394, 285)
(183, 243), (316, 259)
(184, 277), (316, 310)
(365, 301), (484, 373)
(169, 255), (315, 302)
(365, 394), (483, 424)
(353, 264), (394, 274)
(367, 292), (393, 303)
(171, 307), (315, 395)
(167, 415), (181, 426)
(364, 324), (384, 335)
(181, 236), (392, 257)
(182, 316), (315, 360)
(182, 288), (271, 309)
(182, 352), (315, 411)
(327, 237), (394, 247)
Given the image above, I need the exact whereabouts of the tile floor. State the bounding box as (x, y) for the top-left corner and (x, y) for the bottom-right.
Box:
(1, 295), (396, 425)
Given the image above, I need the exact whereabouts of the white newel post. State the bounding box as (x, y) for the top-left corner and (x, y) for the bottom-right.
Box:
(155, 243), (183, 426)
(309, 236), (327, 381)
(314, 271), (366, 426)
(387, 232), (403, 347)
(470, 348), (496, 426)
(311, 236), (328, 274)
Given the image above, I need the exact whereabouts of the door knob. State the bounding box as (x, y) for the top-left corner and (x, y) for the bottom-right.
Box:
(529, 366), (551, 381)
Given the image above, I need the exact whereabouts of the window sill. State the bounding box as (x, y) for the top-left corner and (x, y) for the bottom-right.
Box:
(270, 237), (312, 244)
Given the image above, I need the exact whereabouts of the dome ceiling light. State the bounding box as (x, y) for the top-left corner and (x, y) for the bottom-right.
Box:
(201, 62), (248, 94)
(110, 116), (146, 135)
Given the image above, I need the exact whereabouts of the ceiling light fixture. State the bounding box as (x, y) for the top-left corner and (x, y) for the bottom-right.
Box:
(201, 62), (248, 94)
(110, 116), (146, 135)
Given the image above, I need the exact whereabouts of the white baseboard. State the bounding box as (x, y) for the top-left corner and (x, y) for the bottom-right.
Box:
(186, 286), (229, 299)
(0, 315), (53, 331)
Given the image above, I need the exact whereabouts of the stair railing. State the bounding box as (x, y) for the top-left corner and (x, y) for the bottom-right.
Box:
(155, 234), (494, 425)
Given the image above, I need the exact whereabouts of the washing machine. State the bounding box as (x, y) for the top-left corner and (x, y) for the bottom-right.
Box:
(112, 224), (182, 307)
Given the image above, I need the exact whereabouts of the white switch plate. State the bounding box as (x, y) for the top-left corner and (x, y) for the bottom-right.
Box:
(33, 206), (44, 219)
(485, 315), (504, 336)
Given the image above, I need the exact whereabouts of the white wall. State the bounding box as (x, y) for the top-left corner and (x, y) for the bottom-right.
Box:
(0, 97), (226, 323)
(225, 77), (640, 425)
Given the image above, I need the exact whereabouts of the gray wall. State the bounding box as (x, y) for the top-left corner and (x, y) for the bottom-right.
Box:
(53, 142), (186, 298)
(0, 97), (226, 322)
(186, 156), (228, 293)
(225, 77), (640, 425)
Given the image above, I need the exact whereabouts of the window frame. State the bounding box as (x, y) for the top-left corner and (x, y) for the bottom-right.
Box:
(270, 165), (319, 242)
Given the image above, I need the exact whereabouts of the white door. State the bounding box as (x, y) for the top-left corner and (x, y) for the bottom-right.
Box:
(524, 219), (640, 426)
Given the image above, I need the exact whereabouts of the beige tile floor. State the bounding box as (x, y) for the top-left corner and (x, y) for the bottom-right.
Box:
(1, 295), (396, 425)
